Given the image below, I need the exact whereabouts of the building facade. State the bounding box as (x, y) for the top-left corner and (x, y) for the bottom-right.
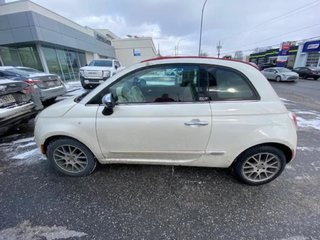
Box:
(249, 46), (298, 69)
(294, 39), (320, 68)
(0, 0), (116, 81)
(112, 37), (157, 67)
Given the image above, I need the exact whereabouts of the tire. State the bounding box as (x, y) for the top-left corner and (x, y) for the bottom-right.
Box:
(275, 76), (281, 82)
(47, 138), (97, 177)
(233, 146), (286, 185)
(313, 76), (319, 80)
(80, 79), (90, 89)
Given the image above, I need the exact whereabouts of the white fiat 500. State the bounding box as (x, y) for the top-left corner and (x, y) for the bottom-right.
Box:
(34, 57), (297, 185)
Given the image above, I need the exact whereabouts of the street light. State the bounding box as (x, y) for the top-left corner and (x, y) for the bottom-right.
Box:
(198, 0), (208, 56)
(176, 39), (184, 56)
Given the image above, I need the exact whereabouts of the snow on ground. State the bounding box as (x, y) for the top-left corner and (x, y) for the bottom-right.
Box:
(0, 220), (87, 240)
(0, 136), (44, 168)
(296, 116), (320, 131)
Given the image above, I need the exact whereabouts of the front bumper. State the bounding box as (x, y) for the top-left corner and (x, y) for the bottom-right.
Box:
(80, 77), (109, 85)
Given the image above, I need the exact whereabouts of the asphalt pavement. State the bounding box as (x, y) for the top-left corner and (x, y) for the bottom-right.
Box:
(0, 79), (319, 240)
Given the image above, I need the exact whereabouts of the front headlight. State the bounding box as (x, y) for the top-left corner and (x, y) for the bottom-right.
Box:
(102, 70), (110, 78)
(79, 70), (84, 76)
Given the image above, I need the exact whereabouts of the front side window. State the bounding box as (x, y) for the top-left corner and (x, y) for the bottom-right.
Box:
(109, 65), (201, 104)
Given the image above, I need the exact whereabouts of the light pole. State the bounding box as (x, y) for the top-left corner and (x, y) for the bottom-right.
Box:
(198, 0), (207, 56)
(176, 39), (184, 56)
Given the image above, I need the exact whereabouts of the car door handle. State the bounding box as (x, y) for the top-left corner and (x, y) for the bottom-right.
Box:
(184, 119), (209, 126)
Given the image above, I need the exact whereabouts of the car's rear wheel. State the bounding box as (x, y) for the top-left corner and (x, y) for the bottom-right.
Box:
(275, 76), (281, 82)
(47, 138), (97, 177)
(233, 146), (286, 185)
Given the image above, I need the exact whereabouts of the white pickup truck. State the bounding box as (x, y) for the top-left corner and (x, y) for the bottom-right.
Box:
(79, 59), (123, 89)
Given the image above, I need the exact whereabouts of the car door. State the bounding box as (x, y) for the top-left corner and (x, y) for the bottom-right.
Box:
(95, 64), (212, 163)
(263, 69), (272, 79)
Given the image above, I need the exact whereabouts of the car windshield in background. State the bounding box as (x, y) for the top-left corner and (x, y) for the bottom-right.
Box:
(89, 60), (113, 67)
(5, 68), (32, 76)
(277, 68), (292, 73)
(18, 67), (42, 73)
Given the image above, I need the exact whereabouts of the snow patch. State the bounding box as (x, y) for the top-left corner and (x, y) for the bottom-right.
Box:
(17, 142), (36, 149)
(0, 220), (87, 240)
(13, 148), (39, 160)
(12, 137), (34, 144)
(280, 236), (308, 240)
(296, 116), (320, 131)
(294, 111), (319, 116)
(297, 146), (320, 152)
(280, 98), (295, 103)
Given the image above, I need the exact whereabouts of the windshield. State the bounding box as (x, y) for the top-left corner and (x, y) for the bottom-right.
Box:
(74, 91), (91, 103)
(88, 60), (113, 67)
(276, 68), (292, 73)
(18, 67), (42, 73)
(5, 68), (31, 76)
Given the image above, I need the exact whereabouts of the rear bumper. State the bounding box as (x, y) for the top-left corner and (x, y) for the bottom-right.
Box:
(39, 85), (67, 101)
(0, 102), (38, 128)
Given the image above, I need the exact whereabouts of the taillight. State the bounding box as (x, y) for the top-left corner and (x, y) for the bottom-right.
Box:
(26, 79), (41, 84)
(22, 84), (35, 94)
(289, 112), (298, 129)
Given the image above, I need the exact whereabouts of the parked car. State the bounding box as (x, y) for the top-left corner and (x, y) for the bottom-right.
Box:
(0, 78), (40, 130)
(258, 62), (276, 70)
(79, 59), (124, 89)
(261, 67), (299, 82)
(35, 56), (297, 185)
(293, 67), (320, 80)
(0, 66), (66, 103)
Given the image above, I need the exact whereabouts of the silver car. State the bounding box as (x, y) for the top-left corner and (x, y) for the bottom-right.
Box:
(261, 67), (299, 82)
(0, 66), (67, 102)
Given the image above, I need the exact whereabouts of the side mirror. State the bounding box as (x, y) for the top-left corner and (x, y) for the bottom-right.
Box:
(102, 93), (115, 108)
(101, 93), (115, 115)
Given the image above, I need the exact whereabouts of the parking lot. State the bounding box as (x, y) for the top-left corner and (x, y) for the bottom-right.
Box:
(0, 79), (319, 240)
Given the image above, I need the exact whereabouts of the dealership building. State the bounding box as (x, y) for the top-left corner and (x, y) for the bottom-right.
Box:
(294, 39), (320, 68)
(248, 39), (320, 69)
(0, 0), (157, 81)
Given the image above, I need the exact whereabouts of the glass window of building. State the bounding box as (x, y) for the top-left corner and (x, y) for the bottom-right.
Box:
(18, 46), (43, 71)
(42, 46), (63, 77)
(0, 47), (22, 66)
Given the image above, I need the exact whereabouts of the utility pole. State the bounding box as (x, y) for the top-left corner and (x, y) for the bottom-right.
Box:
(217, 41), (222, 58)
(198, 0), (208, 56)
(157, 43), (161, 56)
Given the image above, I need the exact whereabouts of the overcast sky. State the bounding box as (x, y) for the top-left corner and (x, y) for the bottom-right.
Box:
(18, 0), (320, 56)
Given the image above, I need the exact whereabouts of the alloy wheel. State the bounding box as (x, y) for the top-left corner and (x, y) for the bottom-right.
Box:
(241, 152), (281, 183)
(53, 144), (89, 173)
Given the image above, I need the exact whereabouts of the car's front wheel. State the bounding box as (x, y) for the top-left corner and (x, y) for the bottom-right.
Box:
(233, 146), (286, 185)
(275, 76), (281, 82)
(47, 138), (97, 177)
(80, 79), (90, 89)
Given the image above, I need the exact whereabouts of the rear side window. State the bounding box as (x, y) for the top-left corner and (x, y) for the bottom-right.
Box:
(204, 66), (259, 101)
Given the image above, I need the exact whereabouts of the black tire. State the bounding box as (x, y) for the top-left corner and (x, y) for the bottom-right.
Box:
(313, 76), (319, 80)
(80, 79), (90, 89)
(275, 76), (281, 82)
(233, 146), (286, 185)
(47, 138), (97, 177)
